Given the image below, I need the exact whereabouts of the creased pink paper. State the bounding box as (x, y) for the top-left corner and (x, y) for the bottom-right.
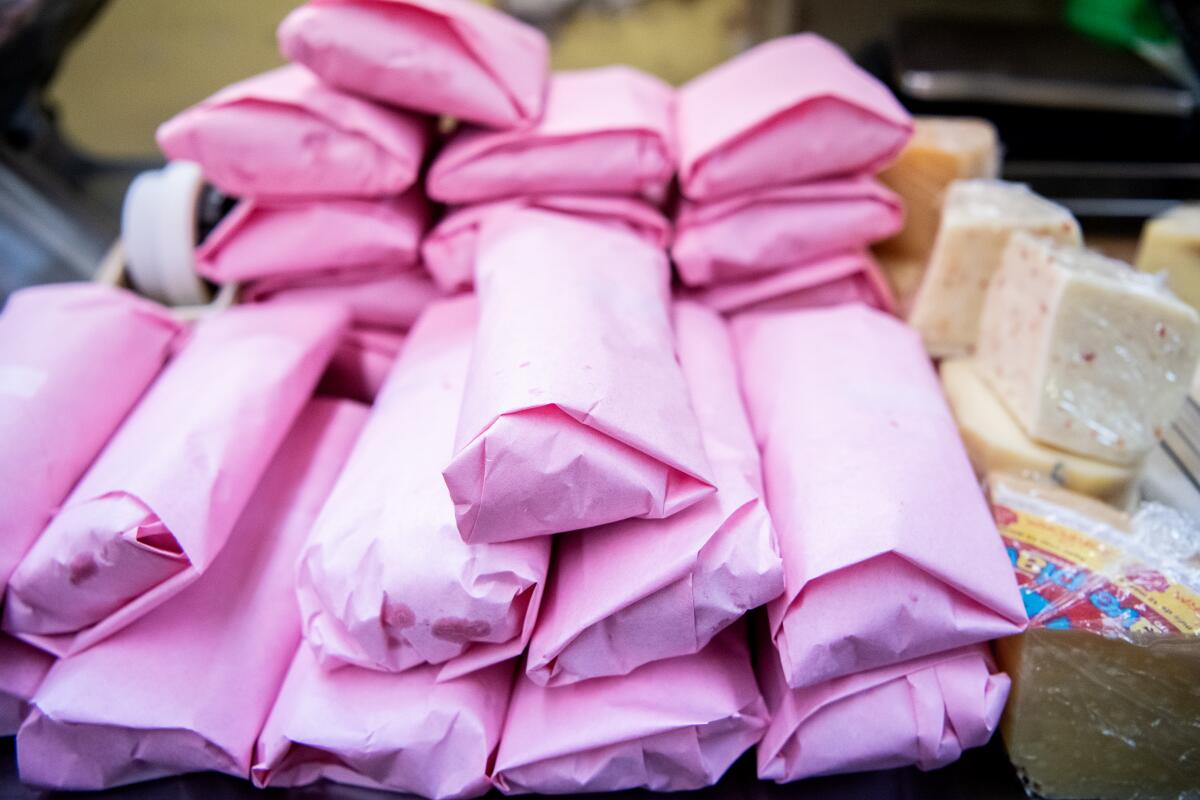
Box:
(243, 267), (442, 332)
(3, 303), (346, 655)
(422, 194), (670, 292)
(428, 67), (674, 204)
(16, 399), (368, 791)
(676, 34), (913, 201)
(732, 305), (1026, 689)
(0, 284), (180, 597)
(279, 0), (548, 129)
(691, 250), (895, 316)
(444, 209), (713, 544)
(526, 302), (782, 686)
(253, 647), (512, 798)
(317, 327), (405, 404)
(157, 64), (429, 198)
(196, 189), (429, 284)
(0, 634), (54, 736)
(299, 296), (550, 678)
(494, 625), (767, 794)
(673, 177), (903, 286)
(757, 636), (1010, 781)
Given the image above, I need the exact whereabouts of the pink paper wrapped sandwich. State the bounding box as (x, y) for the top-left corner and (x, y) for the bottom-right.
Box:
(0, 284), (180, 596)
(254, 648), (512, 799)
(299, 297), (550, 677)
(676, 34), (912, 201)
(757, 638), (1010, 781)
(526, 303), (782, 686)
(244, 268), (442, 333)
(444, 209), (714, 544)
(732, 305), (1026, 688)
(157, 64), (429, 198)
(197, 189), (429, 284)
(428, 67), (675, 204)
(317, 327), (405, 404)
(4, 304), (345, 655)
(672, 177), (903, 286)
(422, 194), (670, 293)
(692, 250), (894, 316)
(279, 0), (548, 129)
(16, 399), (367, 791)
(493, 626), (767, 794)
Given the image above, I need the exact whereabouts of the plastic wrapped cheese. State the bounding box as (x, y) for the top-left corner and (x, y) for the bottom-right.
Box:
(989, 475), (1200, 800)
(1135, 203), (1200, 311)
(940, 358), (1139, 506)
(907, 180), (1080, 358)
(977, 233), (1200, 465)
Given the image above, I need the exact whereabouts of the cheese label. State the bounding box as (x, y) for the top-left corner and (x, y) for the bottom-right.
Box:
(995, 503), (1200, 637)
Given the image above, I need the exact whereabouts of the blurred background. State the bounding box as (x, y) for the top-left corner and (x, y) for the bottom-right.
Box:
(2, 0), (1198, 297)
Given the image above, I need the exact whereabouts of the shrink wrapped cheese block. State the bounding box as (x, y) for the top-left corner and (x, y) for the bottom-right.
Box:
(1135, 203), (1200, 311)
(157, 65), (429, 198)
(877, 116), (1000, 259)
(989, 475), (1200, 800)
(908, 180), (1081, 358)
(940, 358), (1139, 505)
(427, 67), (674, 204)
(278, 0), (548, 129)
(0, 634), (53, 736)
(977, 233), (1200, 465)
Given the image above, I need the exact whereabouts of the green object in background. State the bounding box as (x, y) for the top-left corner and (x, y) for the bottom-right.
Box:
(1066, 0), (1200, 97)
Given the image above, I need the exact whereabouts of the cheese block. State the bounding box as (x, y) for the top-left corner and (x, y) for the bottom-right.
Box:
(940, 359), (1138, 505)
(878, 117), (1000, 259)
(1135, 204), (1200, 311)
(977, 232), (1200, 465)
(908, 180), (1081, 358)
(989, 476), (1200, 800)
(875, 250), (927, 318)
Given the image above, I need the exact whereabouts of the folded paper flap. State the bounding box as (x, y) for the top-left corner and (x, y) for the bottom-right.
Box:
(63, 304), (346, 567)
(436, 194), (670, 242)
(179, 64), (429, 166)
(458, 210), (712, 486)
(0, 634), (53, 699)
(694, 251), (887, 313)
(498, 628), (758, 771)
(677, 34), (911, 180)
(246, 268), (441, 332)
(436, 577), (545, 682)
(677, 176), (901, 228)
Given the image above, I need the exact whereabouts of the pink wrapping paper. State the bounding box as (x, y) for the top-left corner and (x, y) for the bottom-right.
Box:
(757, 639), (1010, 781)
(157, 64), (429, 198)
(0, 634), (53, 736)
(673, 177), (903, 286)
(253, 647), (512, 798)
(526, 302), (783, 686)
(493, 626), (767, 794)
(444, 209), (714, 544)
(299, 296), (550, 677)
(422, 194), (670, 292)
(15, 399), (368, 791)
(691, 250), (895, 317)
(732, 305), (1026, 688)
(676, 34), (913, 201)
(317, 327), (405, 404)
(428, 67), (675, 204)
(278, 0), (548, 129)
(243, 267), (442, 332)
(196, 190), (429, 284)
(0, 284), (179, 596)
(3, 303), (345, 655)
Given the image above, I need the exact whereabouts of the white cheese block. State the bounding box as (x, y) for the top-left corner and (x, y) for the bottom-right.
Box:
(977, 232), (1200, 465)
(908, 180), (1081, 358)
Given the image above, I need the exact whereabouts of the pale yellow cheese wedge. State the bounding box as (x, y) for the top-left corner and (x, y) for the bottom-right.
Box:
(908, 180), (1081, 358)
(1135, 203), (1200, 312)
(977, 233), (1200, 465)
(941, 358), (1138, 504)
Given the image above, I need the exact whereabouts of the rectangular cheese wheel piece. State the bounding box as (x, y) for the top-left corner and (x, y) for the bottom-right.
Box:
(976, 232), (1200, 465)
(878, 117), (1000, 259)
(908, 180), (1081, 358)
(989, 476), (1200, 800)
(940, 359), (1139, 505)
(1135, 204), (1200, 311)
